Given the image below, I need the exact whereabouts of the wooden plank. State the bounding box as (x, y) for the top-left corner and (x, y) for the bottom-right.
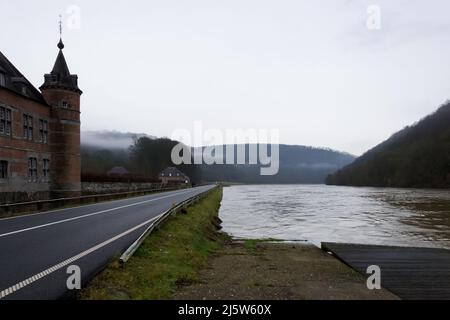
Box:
(321, 242), (450, 300)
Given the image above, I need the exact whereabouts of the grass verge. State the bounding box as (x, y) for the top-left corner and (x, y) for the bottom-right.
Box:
(78, 187), (227, 300)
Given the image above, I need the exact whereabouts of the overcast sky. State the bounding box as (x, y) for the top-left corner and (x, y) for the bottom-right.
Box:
(2, 0), (450, 155)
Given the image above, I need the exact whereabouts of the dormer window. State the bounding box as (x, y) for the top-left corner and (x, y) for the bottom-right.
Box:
(0, 73), (5, 87)
(21, 86), (27, 96)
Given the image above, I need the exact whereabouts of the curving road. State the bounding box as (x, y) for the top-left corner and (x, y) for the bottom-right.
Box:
(0, 185), (215, 300)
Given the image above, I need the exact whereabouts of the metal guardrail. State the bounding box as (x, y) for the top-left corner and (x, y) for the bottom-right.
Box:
(119, 185), (218, 265)
(0, 186), (186, 216)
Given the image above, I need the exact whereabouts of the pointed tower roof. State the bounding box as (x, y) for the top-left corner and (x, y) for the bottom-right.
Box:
(51, 40), (71, 76)
(40, 38), (82, 94)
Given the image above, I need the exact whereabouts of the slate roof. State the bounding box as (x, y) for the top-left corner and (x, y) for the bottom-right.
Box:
(159, 167), (189, 179)
(107, 166), (130, 176)
(0, 51), (47, 104)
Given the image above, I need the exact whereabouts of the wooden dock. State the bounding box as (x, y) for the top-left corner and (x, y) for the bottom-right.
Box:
(321, 242), (450, 300)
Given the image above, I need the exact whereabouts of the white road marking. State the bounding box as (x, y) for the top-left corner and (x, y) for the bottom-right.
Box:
(0, 188), (199, 238)
(0, 187), (204, 222)
(0, 212), (164, 300)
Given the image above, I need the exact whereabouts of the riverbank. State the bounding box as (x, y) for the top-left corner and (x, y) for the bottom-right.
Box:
(79, 187), (226, 299)
(79, 186), (398, 300)
(174, 240), (398, 300)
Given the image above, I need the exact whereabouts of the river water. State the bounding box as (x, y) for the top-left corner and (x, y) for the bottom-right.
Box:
(219, 185), (450, 249)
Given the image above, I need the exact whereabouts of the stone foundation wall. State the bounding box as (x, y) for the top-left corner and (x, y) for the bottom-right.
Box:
(0, 191), (51, 205)
(0, 184), (187, 218)
(81, 182), (164, 195)
(0, 182), (165, 205)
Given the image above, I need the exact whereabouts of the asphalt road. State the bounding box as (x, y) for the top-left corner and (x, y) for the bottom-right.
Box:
(0, 185), (215, 300)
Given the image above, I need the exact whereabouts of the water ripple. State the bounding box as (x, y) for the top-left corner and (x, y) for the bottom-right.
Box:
(219, 185), (450, 248)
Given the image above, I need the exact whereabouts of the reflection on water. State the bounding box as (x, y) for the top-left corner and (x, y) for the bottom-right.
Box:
(219, 185), (450, 248)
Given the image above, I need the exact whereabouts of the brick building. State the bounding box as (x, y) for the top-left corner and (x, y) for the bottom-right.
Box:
(0, 38), (82, 203)
(159, 167), (190, 185)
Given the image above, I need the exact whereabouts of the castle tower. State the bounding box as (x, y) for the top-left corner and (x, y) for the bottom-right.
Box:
(40, 38), (82, 197)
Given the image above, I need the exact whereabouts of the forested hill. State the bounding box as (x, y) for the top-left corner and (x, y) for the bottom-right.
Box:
(81, 134), (355, 184)
(199, 145), (355, 184)
(326, 102), (450, 188)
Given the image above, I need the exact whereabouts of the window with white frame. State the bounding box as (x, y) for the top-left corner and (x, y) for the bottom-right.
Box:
(23, 114), (33, 140)
(28, 157), (38, 181)
(43, 159), (50, 178)
(0, 161), (8, 179)
(0, 106), (12, 136)
(39, 119), (48, 143)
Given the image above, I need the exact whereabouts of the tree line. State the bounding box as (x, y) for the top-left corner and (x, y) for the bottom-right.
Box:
(82, 138), (355, 185)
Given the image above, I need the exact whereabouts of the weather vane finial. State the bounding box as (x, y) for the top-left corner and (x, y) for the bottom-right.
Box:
(58, 15), (65, 50)
(59, 14), (63, 38)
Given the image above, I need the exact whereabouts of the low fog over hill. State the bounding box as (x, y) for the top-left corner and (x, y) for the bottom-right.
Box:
(81, 131), (155, 149)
